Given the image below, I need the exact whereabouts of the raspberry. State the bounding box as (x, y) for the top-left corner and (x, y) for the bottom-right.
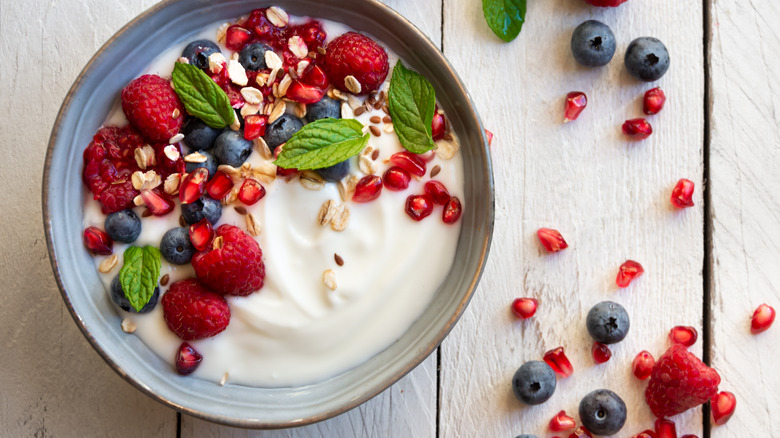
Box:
(191, 225), (265, 296)
(97, 175), (139, 214)
(121, 74), (184, 142)
(323, 32), (388, 94)
(161, 279), (230, 341)
(645, 344), (721, 418)
(582, 0), (628, 6)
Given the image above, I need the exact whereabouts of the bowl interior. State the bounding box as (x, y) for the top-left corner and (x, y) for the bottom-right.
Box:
(43, 0), (493, 428)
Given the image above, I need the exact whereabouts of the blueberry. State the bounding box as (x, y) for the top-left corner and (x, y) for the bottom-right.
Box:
(238, 43), (272, 71)
(511, 361), (556, 405)
(305, 97), (341, 123)
(586, 301), (630, 344)
(110, 275), (159, 313)
(578, 389), (627, 436)
(182, 39), (221, 72)
(316, 160), (350, 182)
(104, 209), (141, 243)
(159, 227), (195, 265)
(180, 196), (222, 225)
(263, 114), (304, 151)
(185, 149), (218, 180)
(571, 20), (616, 67)
(624, 37), (670, 82)
(214, 130), (253, 167)
(182, 118), (220, 151)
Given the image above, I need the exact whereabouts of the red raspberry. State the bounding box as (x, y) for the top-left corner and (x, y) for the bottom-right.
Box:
(97, 173), (139, 214)
(324, 32), (388, 94)
(161, 279), (230, 341)
(582, 0), (628, 6)
(645, 344), (721, 418)
(121, 74), (184, 142)
(191, 225), (265, 296)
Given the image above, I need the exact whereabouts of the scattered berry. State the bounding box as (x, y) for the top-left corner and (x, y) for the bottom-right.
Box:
(140, 189), (175, 216)
(442, 197), (463, 224)
(511, 298), (538, 319)
(189, 218), (214, 252)
(670, 178), (695, 208)
(238, 43), (271, 71)
(616, 260), (644, 287)
(586, 301), (630, 344)
(110, 275), (159, 313)
(549, 410), (576, 432)
(191, 225), (265, 296)
(182, 40), (221, 71)
(622, 118), (653, 140)
(161, 279), (230, 340)
(316, 161), (350, 182)
(181, 195), (222, 225)
(182, 117), (220, 151)
(237, 178), (266, 205)
(179, 167), (209, 204)
(425, 181), (451, 205)
(104, 209), (141, 243)
(243, 114), (268, 141)
(564, 92), (588, 122)
(121, 74), (183, 142)
(570, 20), (616, 67)
(644, 87), (667, 115)
(485, 129), (494, 146)
(592, 342), (612, 364)
(383, 166), (411, 191)
(625, 37), (670, 82)
(286, 80), (327, 104)
(84, 226), (113, 255)
(512, 361), (557, 405)
(634, 430), (657, 438)
(632, 350), (656, 380)
(390, 151), (426, 177)
(681, 435), (698, 438)
(353, 175), (383, 202)
(654, 419), (677, 438)
(214, 130), (253, 168)
(579, 389), (627, 436)
(185, 150), (218, 180)
(582, 0), (628, 6)
(405, 194), (434, 221)
(263, 114), (305, 151)
(205, 171), (235, 200)
(669, 325), (698, 347)
(537, 228), (568, 252)
(431, 112), (447, 141)
(569, 426), (593, 438)
(175, 342), (203, 375)
(751, 303), (776, 334)
(324, 32), (389, 94)
(160, 227), (195, 265)
(645, 344), (721, 418)
(543, 347), (574, 378)
(225, 25), (253, 51)
(711, 391), (736, 426)
(305, 97), (342, 122)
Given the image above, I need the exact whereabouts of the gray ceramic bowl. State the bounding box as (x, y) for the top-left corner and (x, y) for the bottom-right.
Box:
(43, 0), (493, 428)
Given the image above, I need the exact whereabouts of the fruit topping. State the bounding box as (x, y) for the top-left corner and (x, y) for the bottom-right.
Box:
(243, 114), (268, 140)
(306, 97), (342, 123)
(383, 166), (411, 191)
(634, 430), (657, 438)
(405, 194), (434, 221)
(205, 171), (235, 200)
(424, 181), (451, 205)
(751, 303), (776, 334)
(564, 92), (588, 122)
(582, 0), (628, 6)
(632, 350), (656, 380)
(352, 175), (383, 202)
(570, 20), (616, 67)
(670, 178), (695, 208)
(140, 189), (175, 216)
(214, 130), (253, 168)
(180, 196), (222, 225)
(512, 361), (557, 405)
(622, 118), (653, 140)
(84, 226), (113, 255)
(225, 25), (253, 51)
(189, 219), (214, 252)
(442, 197), (463, 224)
(655, 419), (677, 438)
(625, 37), (671, 82)
(431, 111), (447, 141)
(191, 225), (265, 296)
(543, 347), (574, 378)
(110, 275), (159, 313)
(185, 150), (218, 180)
(586, 301), (630, 344)
(237, 178), (266, 205)
(668, 325), (698, 347)
(711, 391), (736, 425)
(549, 410), (576, 432)
(160, 227), (195, 265)
(162, 279), (230, 340)
(104, 209), (141, 243)
(537, 228), (568, 252)
(238, 43), (271, 71)
(390, 151), (427, 177)
(182, 40), (221, 72)
(121, 74), (184, 142)
(511, 298), (538, 319)
(569, 426), (593, 438)
(579, 389), (627, 436)
(176, 342), (203, 375)
(592, 342), (612, 364)
(616, 260), (644, 287)
(324, 32), (389, 94)
(644, 87), (667, 115)
(179, 167), (209, 204)
(316, 161), (350, 182)
(263, 114), (305, 151)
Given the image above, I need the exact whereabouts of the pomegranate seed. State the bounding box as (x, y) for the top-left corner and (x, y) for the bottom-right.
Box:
(189, 219), (214, 252)
(225, 25), (253, 51)
(286, 80), (326, 104)
(569, 426), (592, 438)
(751, 303), (776, 334)
(405, 194), (434, 221)
(670, 178), (695, 208)
(431, 112), (447, 141)
(300, 64), (329, 89)
(564, 91), (588, 122)
(635, 430), (657, 438)
(485, 129), (494, 146)
(543, 347), (574, 378)
(681, 435), (698, 438)
(442, 197), (463, 224)
(632, 350), (655, 380)
(140, 189), (174, 216)
(655, 419), (677, 438)
(622, 118), (653, 140)
(237, 178), (266, 205)
(511, 298), (538, 319)
(205, 171), (234, 200)
(176, 342), (203, 375)
(352, 175), (383, 202)
(83, 226), (113, 255)
(644, 87), (666, 115)
(711, 391), (736, 425)
(591, 342), (612, 364)
(616, 260), (644, 287)
(389, 151), (426, 177)
(537, 228), (568, 252)
(382, 166), (411, 191)
(549, 410), (576, 432)
(243, 114), (268, 140)
(179, 167), (209, 204)
(424, 180), (451, 205)
(669, 325), (698, 347)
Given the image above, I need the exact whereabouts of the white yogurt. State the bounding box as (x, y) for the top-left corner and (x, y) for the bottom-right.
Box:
(85, 13), (464, 387)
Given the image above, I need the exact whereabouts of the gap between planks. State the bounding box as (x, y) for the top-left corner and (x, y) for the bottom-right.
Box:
(702, 0), (714, 436)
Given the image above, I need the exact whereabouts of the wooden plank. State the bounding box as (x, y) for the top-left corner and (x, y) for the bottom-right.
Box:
(0, 0), (177, 436)
(440, 0), (705, 436)
(181, 0), (441, 435)
(709, 0), (780, 435)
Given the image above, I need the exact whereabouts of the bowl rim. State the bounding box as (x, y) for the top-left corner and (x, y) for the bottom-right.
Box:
(42, 0), (494, 428)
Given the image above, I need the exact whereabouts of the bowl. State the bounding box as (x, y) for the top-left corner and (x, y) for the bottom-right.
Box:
(43, 0), (493, 428)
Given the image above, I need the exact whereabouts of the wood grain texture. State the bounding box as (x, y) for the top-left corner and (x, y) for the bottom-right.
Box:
(709, 0), (780, 435)
(0, 0), (177, 436)
(440, 0), (705, 436)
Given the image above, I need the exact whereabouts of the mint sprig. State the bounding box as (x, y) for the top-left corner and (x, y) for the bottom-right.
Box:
(387, 60), (437, 154)
(482, 0), (526, 42)
(273, 118), (369, 170)
(119, 246), (162, 312)
(171, 62), (235, 129)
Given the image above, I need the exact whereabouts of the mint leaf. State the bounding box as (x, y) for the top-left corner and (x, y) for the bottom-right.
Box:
(387, 60), (436, 154)
(482, 0), (526, 42)
(273, 118), (369, 170)
(119, 246), (161, 312)
(171, 62), (235, 129)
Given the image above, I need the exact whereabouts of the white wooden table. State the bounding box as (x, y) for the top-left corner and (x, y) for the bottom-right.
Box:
(2, 0), (777, 436)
